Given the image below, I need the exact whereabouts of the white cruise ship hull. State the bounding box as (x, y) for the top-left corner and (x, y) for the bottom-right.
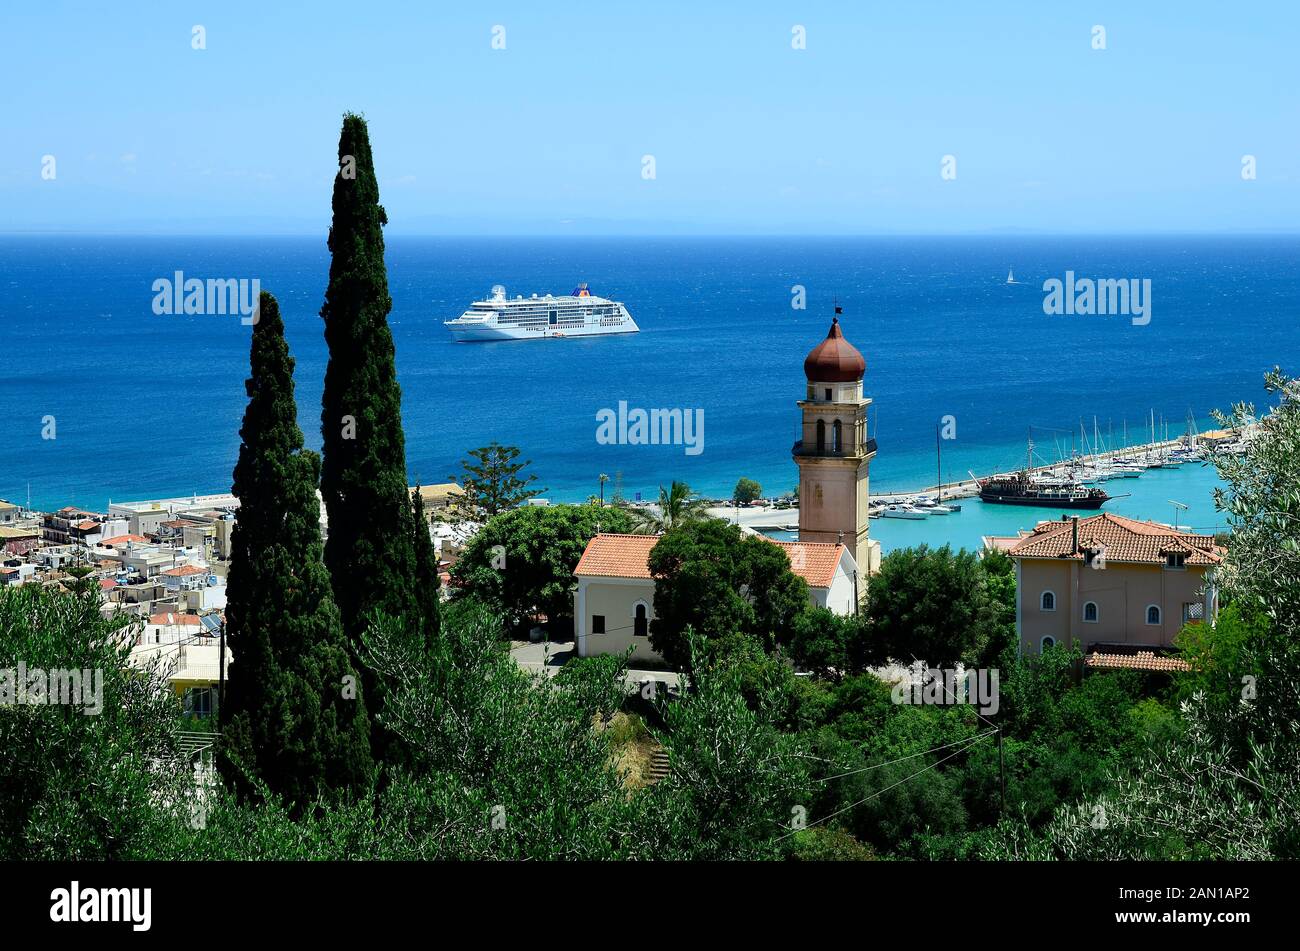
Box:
(444, 284), (640, 342)
(447, 319), (639, 342)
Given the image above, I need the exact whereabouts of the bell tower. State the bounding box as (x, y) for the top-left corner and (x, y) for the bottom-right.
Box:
(793, 311), (879, 582)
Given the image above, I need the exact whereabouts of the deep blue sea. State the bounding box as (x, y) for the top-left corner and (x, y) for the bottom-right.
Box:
(1, 235), (1296, 550)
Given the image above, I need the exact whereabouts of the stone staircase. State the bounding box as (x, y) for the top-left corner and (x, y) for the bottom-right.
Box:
(646, 747), (670, 784)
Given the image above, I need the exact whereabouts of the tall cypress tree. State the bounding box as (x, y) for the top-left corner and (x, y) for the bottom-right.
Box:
(319, 114), (437, 740)
(219, 291), (373, 807)
(410, 486), (442, 648)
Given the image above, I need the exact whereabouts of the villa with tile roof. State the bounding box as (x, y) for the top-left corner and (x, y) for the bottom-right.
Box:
(572, 532), (858, 663)
(985, 512), (1221, 670)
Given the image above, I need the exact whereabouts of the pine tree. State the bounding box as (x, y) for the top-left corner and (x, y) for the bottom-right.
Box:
(318, 114), (435, 686)
(450, 442), (545, 520)
(219, 291), (373, 808)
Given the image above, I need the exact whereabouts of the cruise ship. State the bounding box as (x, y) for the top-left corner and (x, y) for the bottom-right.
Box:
(444, 284), (639, 341)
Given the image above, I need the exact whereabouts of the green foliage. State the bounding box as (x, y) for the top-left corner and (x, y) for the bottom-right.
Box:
(409, 486), (442, 647)
(1174, 603), (1266, 708)
(628, 480), (709, 534)
(982, 368), (1300, 860)
(732, 477), (762, 505)
(219, 292), (373, 808)
(318, 113), (430, 717)
(647, 518), (808, 671)
(861, 545), (1014, 669)
(450, 442), (544, 520)
(0, 584), (190, 859)
(786, 605), (860, 677)
(1209, 369), (1300, 634)
(788, 826), (874, 861)
(639, 639), (811, 859)
(450, 503), (632, 632)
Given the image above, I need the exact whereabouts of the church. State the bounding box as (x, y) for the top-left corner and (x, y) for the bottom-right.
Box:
(572, 314), (879, 662)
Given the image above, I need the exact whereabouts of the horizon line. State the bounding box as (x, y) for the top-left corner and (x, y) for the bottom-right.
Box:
(4, 229), (1300, 239)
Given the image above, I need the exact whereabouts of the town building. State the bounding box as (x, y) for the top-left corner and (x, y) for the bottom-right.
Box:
(572, 532), (857, 663)
(985, 512), (1221, 670)
(570, 315), (876, 665)
(793, 315), (881, 577)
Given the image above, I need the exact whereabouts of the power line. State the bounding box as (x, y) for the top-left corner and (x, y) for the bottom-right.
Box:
(813, 729), (998, 784)
(777, 730), (993, 842)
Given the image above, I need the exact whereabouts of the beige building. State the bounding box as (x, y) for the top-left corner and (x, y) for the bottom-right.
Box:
(793, 315), (881, 577)
(986, 513), (1221, 669)
(411, 483), (465, 520)
(573, 532), (857, 663)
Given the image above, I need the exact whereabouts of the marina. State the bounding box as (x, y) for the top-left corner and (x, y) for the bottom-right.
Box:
(742, 424), (1246, 555)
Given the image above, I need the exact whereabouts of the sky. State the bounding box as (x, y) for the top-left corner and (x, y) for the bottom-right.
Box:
(2, 1), (1297, 235)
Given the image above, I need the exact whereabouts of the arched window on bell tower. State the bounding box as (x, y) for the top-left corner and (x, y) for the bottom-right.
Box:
(832, 419), (842, 454)
(816, 419), (826, 453)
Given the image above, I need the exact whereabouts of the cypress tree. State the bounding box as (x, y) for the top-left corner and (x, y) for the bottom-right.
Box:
(219, 291), (373, 807)
(410, 486), (442, 648)
(319, 113), (437, 750)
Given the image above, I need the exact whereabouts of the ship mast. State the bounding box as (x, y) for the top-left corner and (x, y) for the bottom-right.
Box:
(936, 422), (943, 501)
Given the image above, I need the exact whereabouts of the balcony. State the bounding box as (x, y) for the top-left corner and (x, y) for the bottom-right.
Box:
(792, 437), (877, 459)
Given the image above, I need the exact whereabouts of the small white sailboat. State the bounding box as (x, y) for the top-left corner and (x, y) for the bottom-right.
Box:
(1006, 268), (1020, 285)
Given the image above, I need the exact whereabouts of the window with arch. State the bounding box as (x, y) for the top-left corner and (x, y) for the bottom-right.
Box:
(832, 419), (843, 453)
(1040, 635), (1056, 651)
(815, 419), (826, 453)
(1083, 601), (1098, 623)
(633, 601), (649, 638)
(1040, 591), (1056, 612)
(1146, 605), (1162, 625)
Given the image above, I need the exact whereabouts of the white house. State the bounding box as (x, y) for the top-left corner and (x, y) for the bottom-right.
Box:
(572, 532), (858, 663)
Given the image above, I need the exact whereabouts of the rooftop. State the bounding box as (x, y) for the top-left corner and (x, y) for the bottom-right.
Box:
(161, 565), (209, 577)
(98, 534), (151, 546)
(574, 533), (659, 579)
(998, 513), (1222, 566)
(803, 316), (866, 383)
(148, 612), (203, 627)
(1086, 650), (1192, 673)
(575, 532), (846, 588)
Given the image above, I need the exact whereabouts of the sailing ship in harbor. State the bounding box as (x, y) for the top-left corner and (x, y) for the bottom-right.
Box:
(444, 283), (639, 341)
(974, 432), (1111, 509)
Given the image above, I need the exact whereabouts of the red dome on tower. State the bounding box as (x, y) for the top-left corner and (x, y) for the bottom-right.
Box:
(803, 317), (865, 382)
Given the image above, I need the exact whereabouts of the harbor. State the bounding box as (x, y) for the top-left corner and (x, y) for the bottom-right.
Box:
(731, 425), (1245, 555)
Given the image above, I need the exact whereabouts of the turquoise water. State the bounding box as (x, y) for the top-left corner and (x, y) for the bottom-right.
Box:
(760, 462), (1228, 554)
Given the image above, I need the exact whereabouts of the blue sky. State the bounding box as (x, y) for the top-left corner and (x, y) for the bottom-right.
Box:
(2, 1), (1297, 234)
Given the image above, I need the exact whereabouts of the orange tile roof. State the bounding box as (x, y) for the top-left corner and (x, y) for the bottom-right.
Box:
(574, 534), (659, 579)
(1086, 650), (1191, 673)
(574, 533), (845, 588)
(1006, 513), (1221, 566)
(161, 564), (208, 576)
(771, 539), (846, 588)
(100, 534), (150, 546)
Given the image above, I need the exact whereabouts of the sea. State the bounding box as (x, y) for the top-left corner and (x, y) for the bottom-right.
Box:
(2, 234), (1296, 553)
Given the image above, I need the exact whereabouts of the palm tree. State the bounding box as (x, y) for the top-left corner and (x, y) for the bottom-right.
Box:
(629, 480), (710, 534)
